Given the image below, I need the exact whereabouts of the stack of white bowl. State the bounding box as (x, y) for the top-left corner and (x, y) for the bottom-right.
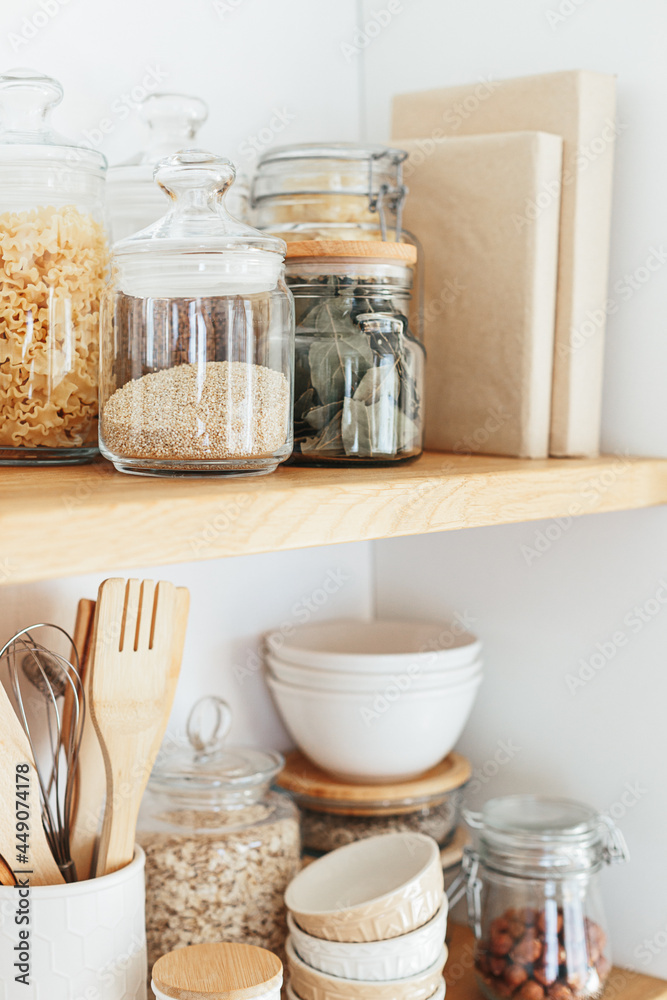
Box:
(265, 619), (483, 783)
(285, 833), (448, 1000)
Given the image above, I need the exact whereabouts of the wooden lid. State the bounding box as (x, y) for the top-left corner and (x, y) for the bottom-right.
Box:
(440, 825), (471, 870)
(285, 239), (418, 264)
(152, 943), (283, 1000)
(277, 751), (471, 815)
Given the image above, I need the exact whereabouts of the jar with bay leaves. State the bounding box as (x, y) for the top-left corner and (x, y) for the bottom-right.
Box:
(286, 241), (424, 464)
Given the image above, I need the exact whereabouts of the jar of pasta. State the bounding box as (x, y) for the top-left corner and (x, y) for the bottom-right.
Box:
(138, 697), (300, 979)
(0, 69), (109, 464)
(100, 150), (294, 477)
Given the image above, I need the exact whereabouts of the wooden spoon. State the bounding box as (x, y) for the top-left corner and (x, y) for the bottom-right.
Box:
(0, 681), (63, 885)
(90, 578), (189, 877)
(69, 598), (105, 881)
(0, 852), (17, 887)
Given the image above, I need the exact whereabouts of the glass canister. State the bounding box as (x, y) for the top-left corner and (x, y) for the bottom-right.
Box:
(0, 68), (108, 464)
(138, 697), (301, 979)
(99, 149), (294, 477)
(286, 241), (424, 464)
(278, 750), (470, 858)
(461, 796), (629, 1000)
(107, 93), (251, 242)
(152, 942), (282, 1000)
(251, 143), (409, 242)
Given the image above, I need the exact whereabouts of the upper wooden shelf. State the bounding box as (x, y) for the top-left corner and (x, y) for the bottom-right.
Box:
(2, 451), (667, 585)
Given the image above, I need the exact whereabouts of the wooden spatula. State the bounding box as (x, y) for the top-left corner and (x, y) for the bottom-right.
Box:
(69, 598), (105, 881)
(90, 578), (189, 877)
(0, 682), (63, 885)
(0, 852), (17, 886)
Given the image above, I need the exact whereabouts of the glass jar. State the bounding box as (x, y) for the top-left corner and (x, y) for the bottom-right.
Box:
(286, 241), (424, 464)
(251, 143), (409, 242)
(99, 150), (294, 477)
(278, 750), (470, 857)
(0, 69), (108, 464)
(107, 94), (252, 243)
(460, 796), (629, 1000)
(138, 697), (301, 981)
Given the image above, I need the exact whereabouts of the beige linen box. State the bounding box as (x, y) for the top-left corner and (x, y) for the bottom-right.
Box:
(398, 131), (563, 458)
(393, 70), (617, 456)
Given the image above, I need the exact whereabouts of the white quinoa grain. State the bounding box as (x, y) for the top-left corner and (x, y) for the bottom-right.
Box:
(102, 361), (289, 460)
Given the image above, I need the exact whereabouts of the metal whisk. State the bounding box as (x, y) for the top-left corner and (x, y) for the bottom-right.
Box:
(0, 623), (85, 883)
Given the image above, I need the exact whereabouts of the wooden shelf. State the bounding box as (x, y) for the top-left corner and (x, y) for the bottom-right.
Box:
(446, 923), (667, 1000)
(1, 452), (667, 585)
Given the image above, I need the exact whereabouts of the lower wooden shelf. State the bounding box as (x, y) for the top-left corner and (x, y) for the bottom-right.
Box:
(446, 923), (667, 1000)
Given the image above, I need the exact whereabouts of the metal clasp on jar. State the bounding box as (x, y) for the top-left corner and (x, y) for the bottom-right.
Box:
(445, 845), (483, 937)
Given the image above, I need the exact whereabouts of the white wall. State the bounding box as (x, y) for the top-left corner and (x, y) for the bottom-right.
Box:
(363, 0), (667, 976)
(1, 0), (666, 979)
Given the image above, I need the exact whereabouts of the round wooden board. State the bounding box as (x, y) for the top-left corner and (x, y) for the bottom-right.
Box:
(277, 750), (471, 816)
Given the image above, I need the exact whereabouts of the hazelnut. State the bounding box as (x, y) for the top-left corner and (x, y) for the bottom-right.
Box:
(537, 908), (564, 936)
(518, 982), (545, 1000)
(492, 916), (512, 936)
(477, 953), (491, 975)
(509, 917), (526, 939)
(490, 956), (508, 977)
(491, 931), (515, 957)
(505, 964), (529, 989)
(534, 964), (557, 987)
(512, 932), (543, 965)
(547, 985), (574, 1000)
(493, 983), (514, 999)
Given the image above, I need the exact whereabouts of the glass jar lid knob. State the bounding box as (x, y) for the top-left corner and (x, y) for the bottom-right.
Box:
(0, 68), (63, 137)
(139, 93), (208, 164)
(155, 149), (236, 211)
(186, 695), (232, 757)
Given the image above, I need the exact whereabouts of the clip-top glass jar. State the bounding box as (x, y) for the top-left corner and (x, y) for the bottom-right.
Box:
(460, 796), (629, 1000)
(251, 143), (408, 242)
(100, 149), (294, 477)
(138, 697), (300, 981)
(0, 69), (108, 464)
(286, 241), (424, 464)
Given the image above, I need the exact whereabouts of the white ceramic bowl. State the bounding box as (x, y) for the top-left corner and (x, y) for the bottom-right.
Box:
(266, 651), (483, 693)
(286, 980), (445, 1000)
(287, 894), (448, 980)
(285, 833), (444, 943)
(267, 672), (483, 782)
(265, 619), (481, 673)
(286, 938), (447, 1000)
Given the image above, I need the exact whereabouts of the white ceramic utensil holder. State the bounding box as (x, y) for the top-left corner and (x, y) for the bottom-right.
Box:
(0, 847), (147, 1000)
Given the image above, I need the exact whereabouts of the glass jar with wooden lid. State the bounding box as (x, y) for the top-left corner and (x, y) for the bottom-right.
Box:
(286, 240), (424, 464)
(277, 750), (471, 857)
(151, 942), (283, 1000)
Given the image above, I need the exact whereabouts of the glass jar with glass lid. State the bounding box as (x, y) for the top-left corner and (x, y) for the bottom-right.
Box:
(459, 796), (628, 1000)
(251, 143), (409, 242)
(0, 68), (108, 464)
(99, 149), (294, 477)
(138, 697), (301, 979)
(286, 241), (424, 464)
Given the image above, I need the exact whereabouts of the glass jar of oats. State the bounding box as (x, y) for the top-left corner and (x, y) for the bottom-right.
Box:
(138, 697), (300, 980)
(0, 69), (108, 464)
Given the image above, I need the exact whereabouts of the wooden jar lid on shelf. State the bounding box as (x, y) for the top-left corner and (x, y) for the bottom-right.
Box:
(152, 943), (283, 1000)
(284, 239), (418, 264)
(277, 751), (472, 817)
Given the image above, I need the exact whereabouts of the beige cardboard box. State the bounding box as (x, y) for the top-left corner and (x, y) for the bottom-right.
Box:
(393, 70), (617, 457)
(398, 132), (562, 458)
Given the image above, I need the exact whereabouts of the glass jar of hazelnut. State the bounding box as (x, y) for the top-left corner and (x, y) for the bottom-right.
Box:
(460, 795), (628, 1000)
